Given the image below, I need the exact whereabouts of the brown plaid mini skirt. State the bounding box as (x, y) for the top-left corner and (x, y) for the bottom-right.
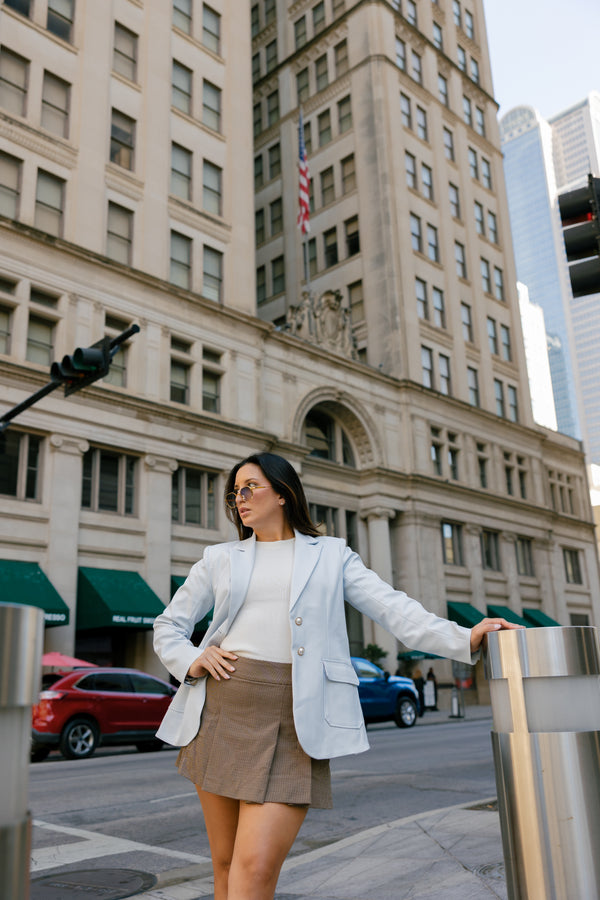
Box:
(176, 656), (332, 808)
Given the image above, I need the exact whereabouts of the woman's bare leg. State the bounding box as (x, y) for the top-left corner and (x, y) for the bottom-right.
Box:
(227, 801), (307, 900)
(197, 788), (240, 900)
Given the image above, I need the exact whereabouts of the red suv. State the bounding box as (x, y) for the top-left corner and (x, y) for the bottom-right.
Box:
(31, 668), (176, 761)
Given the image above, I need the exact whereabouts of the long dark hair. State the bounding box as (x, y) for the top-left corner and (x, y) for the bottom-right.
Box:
(224, 452), (320, 540)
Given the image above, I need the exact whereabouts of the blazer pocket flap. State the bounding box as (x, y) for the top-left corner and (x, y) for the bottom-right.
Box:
(323, 658), (359, 686)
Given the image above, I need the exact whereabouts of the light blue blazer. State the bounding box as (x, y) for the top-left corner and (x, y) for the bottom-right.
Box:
(153, 531), (474, 760)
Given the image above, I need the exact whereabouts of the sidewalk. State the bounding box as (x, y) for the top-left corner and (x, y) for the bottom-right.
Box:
(135, 706), (506, 900)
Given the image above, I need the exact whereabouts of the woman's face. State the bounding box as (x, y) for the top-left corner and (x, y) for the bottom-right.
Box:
(232, 463), (287, 536)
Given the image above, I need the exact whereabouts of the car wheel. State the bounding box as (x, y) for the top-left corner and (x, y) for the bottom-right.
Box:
(59, 718), (99, 759)
(135, 739), (164, 753)
(394, 696), (417, 728)
(31, 743), (51, 762)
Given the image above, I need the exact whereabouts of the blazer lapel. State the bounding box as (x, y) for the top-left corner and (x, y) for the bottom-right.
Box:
(290, 530), (322, 612)
(225, 536), (255, 629)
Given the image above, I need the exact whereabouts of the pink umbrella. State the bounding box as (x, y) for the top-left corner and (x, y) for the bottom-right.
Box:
(41, 651), (98, 668)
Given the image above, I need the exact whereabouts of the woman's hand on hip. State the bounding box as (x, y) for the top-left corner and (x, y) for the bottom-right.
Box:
(187, 646), (238, 681)
(470, 617), (523, 653)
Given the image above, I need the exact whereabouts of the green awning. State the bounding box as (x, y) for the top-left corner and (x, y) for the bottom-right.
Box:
(487, 604), (529, 627)
(522, 608), (561, 628)
(0, 560), (69, 626)
(77, 567), (165, 630)
(447, 601), (486, 628)
(171, 575), (213, 631)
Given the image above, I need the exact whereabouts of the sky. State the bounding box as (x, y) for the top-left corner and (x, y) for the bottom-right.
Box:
(482, 0), (600, 120)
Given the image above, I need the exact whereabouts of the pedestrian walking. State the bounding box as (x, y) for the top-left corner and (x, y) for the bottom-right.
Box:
(153, 452), (519, 900)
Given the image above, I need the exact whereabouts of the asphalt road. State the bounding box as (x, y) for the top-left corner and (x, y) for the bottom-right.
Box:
(29, 716), (498, 884)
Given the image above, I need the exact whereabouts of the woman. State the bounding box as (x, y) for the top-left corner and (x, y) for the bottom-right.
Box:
(153, 452), (518, 900)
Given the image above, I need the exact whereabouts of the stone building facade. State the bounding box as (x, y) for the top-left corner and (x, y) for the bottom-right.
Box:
(0, 0), (599, 699)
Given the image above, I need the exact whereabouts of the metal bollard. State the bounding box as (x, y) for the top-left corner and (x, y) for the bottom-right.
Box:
(485, 626), (600, 900)
(0, 603), (44, 900)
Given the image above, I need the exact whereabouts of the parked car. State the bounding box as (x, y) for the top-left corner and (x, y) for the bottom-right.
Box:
(31, 667), (176, 761)
(351, 657), (420, 728)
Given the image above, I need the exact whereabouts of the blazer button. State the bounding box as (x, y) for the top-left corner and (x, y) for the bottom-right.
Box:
(295, 617), (303, 626)
(297, 647), (305, 656)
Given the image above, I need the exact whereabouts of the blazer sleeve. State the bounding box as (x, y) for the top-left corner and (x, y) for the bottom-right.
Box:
(153, 548), (216, 684)
(341, 545), (475, 665)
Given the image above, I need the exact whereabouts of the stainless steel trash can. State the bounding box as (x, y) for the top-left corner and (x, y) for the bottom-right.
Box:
(485, 626), (600, 900)
(0, 602), (44, 900)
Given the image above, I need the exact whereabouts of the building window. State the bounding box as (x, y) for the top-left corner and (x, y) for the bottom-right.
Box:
(433, 22), (443, 49)
(103, 315), (130, 387)
(114, 23), (137, 82)
(202, 4), (221, 54)
(255, 209), (265, 245)
(294, 16), (307, 49)
(463, 95), (472, 127)
(432, 287), (445, 328)
(35, 170), (64, 236)
(494, 266), (505, 300)
(266, 90), (279, 126)
(507, 385), (518, 422)
(464, 9), (474, 39)
(449, 183), (460, 218)
(203, 80), (221, 131)
(47, 0), (74, 42)
(349, 280), (364, 324)
(307, 237), (317, 277)
(334, 39), (348, 77)
(426, 224), (439, 262)
(0, 48), (28, 117)
(170, 231), (192, 289)
(500, 324), (511, 361)
(563, 548), (582, 584)
(106, 202), (133, 265)
(173, 0), (192, 33)
(324, 228), (338, 268)
(416, 106), (428, 141)
(461, 302), (473, 342)
(270, 197), (283, 235)
(341, 154), (355, 193)
(0, 151), (21, 218)
(474, 201), (485, 236)
(488, 210), (498, 243)
(320, 166), (335, 206)
(481, 157), (492, 189)
(3, 0), (32, 15)
(416, 278), (428, 319)
(264, 0), (276, 25)
(439, 353), (451, 396)
(443, 127), (455, 161)
(296, 68), (309, 104)
(268, 143), (281, 179)
(477, 442), (488, 488)
(204, 245), (223, 302)
(304, 120), (312, 154)
(338, 95), (352, 133)
(421, 345), (433, 388)
(470, 58), (480, 84)
(172, 61), (192, 114)
(0, 305), (10, 354)
(172, 466), (217, 528)
(26, 314), (53, 365)
(315, 54), (328, 91)
(400, 93), (412, 129)
(396, 37), (406, 71)
(481, 257), (491, 293)
(467, 366), (479, 406)
(517, 456), (527, 499)
(81, 447), (136, 515)
(203, 160), (222, 215)
(405, 151), (417, 189)
(411, 50), (422, 84)
(312, 1), (325, 33)
(345, 216), (360, 256)
(494, 379), (505, 417)
(304, 408), (355, 466)
(110, 109), (135, 170)
(431, 434), (443, 475)
(266, 39), (278, 74)
(171, 143), (192, 201)
(170, 354), (190, 404)
(442, 522), (463, 566)
(487, 317), (498, 355)
(405, 0), (417, 25)
(475, 105), (486, 136)
(271, 255), (285, 295)
(468, 147), (478, 180)
(202, 352), (221, 412)
(41, 72), (69, 137)
(455, 242), (467, 279)
(252, 52), (261, 84)
(481, 529), (501, 571)
(256, 265), (266, 304)
(410, 213), (422, 253)
(251, 103), (261, 137)
(0, 430), (40, 500)
(504, 452), (514, 495)
(438, 73), (448, 107)
(421, 163), (433, 200)
(453, 0), (462, 28)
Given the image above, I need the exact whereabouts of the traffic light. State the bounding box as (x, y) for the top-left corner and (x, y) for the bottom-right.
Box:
(51, 336), (111, 396)
(558, 174), (600, 298)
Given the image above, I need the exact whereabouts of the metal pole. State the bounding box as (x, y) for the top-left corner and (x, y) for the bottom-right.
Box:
(0, 603), (44, 900)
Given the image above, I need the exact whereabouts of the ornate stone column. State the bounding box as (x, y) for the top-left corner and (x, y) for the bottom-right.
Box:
(143, 455), (178, 602)
(361, 506), (397, 664)
(44, 435), (89, 653)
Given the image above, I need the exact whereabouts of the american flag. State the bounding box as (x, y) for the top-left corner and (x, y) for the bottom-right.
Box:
(297, 109), (310, 234)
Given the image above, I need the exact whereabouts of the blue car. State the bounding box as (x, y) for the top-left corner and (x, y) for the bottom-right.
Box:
(351, 657), (420, 728)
